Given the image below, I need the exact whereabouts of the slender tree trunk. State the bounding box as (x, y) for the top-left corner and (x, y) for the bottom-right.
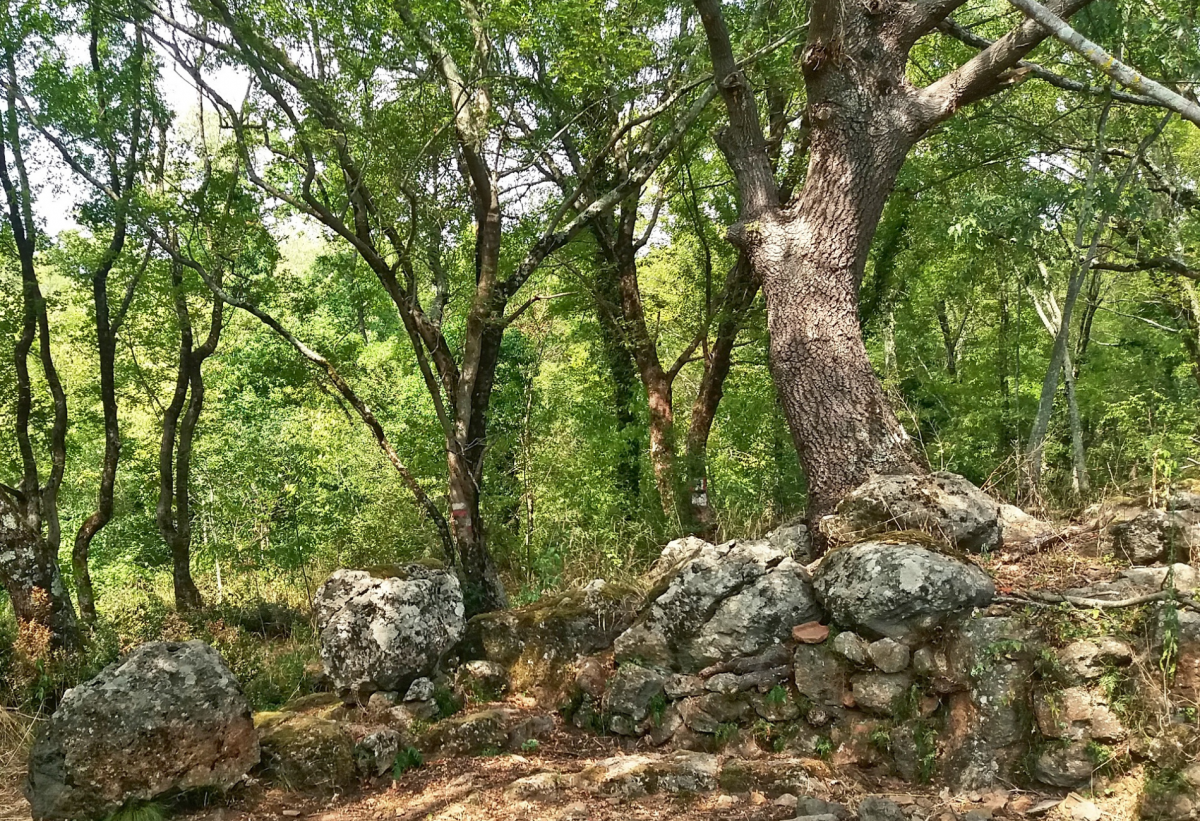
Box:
(936, 300), (959, 378)
(1062, 351), (1089, 496)
(591, 265), (643, 507)
(158, 256), (223, 611)
(0, 73), (77, 651)
(72, 242), (128, 623)
(685, 256), (759, 534)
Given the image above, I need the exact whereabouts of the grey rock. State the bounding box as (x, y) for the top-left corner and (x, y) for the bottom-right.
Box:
(998, 504), (1055, 546)
(798, 798), (849, 819)
(507, 714), (555, 749)
(314, 565), (465, 700)
(664, 674), (706, 699)
(768, 520), (815, 563)
(832, 632), (870, 665)
(578, 751), (720, 797)
(850, 672), (913, 715)
(705, 673), (740, 694)
(1065, 564), (1198, 601)
(405, 677), (435, 701)
(25, 640), (258, 821)
(794, 643), (848, 707)
(420, 709), (513, 758)
(1033, 741), (1094, 788)
(749, 689), (801, 722)
(616, 539), (822, 673)
(456, 660), (508, 700)
(912, 646), (955, 692)
(857, 796), (909, 821)
(812, 542), (994, 640)
(355, 729), (400, 777)
(366, 691), (399, 712)
(647, 536), (713, 585)
(868, 638), (910, 673)
(1110, 510), (1200, 565)
(944, 617), (1035, 790)
(602, 665), (665, 721)
(1056, 638), (1134, 680)
(677, 693), (751, 733)
(824, 472), (1001, 553)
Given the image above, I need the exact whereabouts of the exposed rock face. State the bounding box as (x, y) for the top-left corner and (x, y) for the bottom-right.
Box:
(1110, 510), (1200, 565)
(943, 617), (1033, 791)
(603, 665), (666, 725)
(615, 539), (822, 673)
(1056, 638), (1134, 681)
(464, 583), (639, 706)
(314, 565), (465, 700)
(1033, 740), (1094, 788)
(823, 472), (1001, 553)
(767, 520), (814, 563)
(25, 641), (258, 820)
(997, 504), (1055, 546)
(812, 542), (994, 640)
(255, 712), (357, 792)
(851, 672), (913, 715)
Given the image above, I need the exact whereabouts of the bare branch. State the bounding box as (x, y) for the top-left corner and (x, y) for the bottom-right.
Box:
(1006, 0), (1200, 127)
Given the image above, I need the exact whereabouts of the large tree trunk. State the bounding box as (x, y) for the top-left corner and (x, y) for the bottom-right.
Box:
(749, 133), (920, 520)
(694, 0), (1099, 525)
(592, 261), (643, 507)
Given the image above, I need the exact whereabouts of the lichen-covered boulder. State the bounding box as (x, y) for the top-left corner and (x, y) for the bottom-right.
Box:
(615, 539), (822, 673)
(462, 582), (639, 707)
(25, 641), (258, 820)
(1110, 509), (1200, 565)
(812, 541), (994, 640)
(314, 564), (465, 700)
(823, 472), (1001, 553)
(255, 712), (358, 792)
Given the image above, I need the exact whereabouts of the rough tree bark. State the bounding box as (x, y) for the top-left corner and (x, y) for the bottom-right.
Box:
(695, 0), (1110, 522)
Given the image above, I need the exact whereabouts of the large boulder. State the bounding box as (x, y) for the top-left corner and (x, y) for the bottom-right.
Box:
(462, 582), (639, 707)
(1110, 509), (1200, 565)
(314, 564), (465, 700)
(823, 472), (1001, 553)
(25, 641), (258, 820)
(254, 712), (358, 793)
(811, 541), (994, 640)
(615, 539), (822, 673)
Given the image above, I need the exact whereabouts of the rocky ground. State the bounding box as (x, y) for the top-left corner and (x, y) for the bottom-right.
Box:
(8, 473), (1200, 821)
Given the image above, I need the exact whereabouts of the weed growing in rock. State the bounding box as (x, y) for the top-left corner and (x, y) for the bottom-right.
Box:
(521, 738), (540, 753)
(392, 746), (423, 778)
(814, 735), (834, 760)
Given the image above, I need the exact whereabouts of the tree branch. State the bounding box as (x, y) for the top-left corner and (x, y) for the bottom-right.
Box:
(1005, 0), (1200, 127)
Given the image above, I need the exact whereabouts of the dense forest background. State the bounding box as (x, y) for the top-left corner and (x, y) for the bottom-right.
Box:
(2, 0), (1200, 710)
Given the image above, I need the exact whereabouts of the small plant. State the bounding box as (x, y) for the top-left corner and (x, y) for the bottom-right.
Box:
(814, 735), (834, 760)
(392, 746), (423, 778)
(913, 721), (938, 783)
(432, 684), (462, 719)
(648, 692), (667, 726)
(104, 801), (167, 821)
(714, 722), (739, 746)
(521, 738), (540, 753)
(1144, 765), (1189, 799)
(869, 725), (893, 754)
(765, 685), (789, 707)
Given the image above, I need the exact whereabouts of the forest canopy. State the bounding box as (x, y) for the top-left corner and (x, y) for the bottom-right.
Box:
(1, 0), (1199, 683)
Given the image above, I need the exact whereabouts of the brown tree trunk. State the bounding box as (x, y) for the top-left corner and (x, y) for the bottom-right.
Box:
(694, 0), (1090, 524)
(0, 501), (79, 652)
(685, 256), (759, 534)
(0, 63), (78, 652)
(158, 256), (223, 612)
(749, 138), (921, 520)
(592, 263), (644, 507)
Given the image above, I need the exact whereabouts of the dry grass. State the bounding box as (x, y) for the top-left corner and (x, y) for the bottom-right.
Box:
(0, 708), (36, 821)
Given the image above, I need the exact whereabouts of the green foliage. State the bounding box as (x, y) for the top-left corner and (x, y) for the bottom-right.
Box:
(813, 735), (834, 760)
(103, 801), (167, 821)
(392, 746), (423, 779)
(520, 738), (540, 753)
